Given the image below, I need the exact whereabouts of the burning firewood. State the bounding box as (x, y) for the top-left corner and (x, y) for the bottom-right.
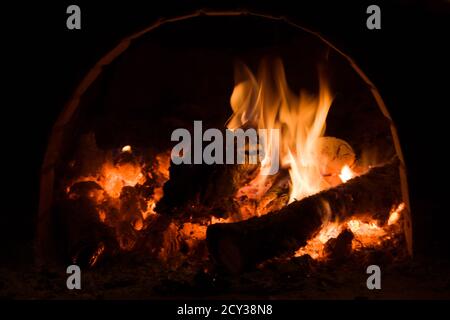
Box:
(206, 158), (402, 274)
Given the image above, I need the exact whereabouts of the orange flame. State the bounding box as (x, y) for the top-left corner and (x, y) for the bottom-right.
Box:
(228, 59), (335, 204)
(226, 60), (402, 261)
(295, 202), (406, 259)
(67, 58), (405, 264)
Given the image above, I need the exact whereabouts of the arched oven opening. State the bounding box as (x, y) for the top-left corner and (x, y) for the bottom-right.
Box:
(37, 11), (412, 280)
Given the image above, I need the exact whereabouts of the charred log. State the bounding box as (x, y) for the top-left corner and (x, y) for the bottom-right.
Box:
(156, 159), (259, 221)
(206, 159), (402, 273)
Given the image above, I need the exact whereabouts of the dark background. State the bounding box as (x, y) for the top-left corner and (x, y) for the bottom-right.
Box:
(2, 0), (449, 268)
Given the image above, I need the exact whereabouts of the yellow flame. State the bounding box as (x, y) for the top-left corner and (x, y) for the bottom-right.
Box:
(339, 165), (355, 183)
(227, 59), (334, 204)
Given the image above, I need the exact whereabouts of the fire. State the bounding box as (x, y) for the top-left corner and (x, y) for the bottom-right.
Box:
(388, 202), (405, 226)
(227, 59), (356, 219)
(68, 148), (171, 256)
(210, 216), (232, 224)
(144, 152), (170, 219)
(89, 242), (105, 267)
(226, 59), (404, 261)
(99, 162), (146, 198)
(98, 209), (106, 223)
(65, 58), (405, 267)
(121, 145), (132, 153)
(295, 222), (341, 259)
(228, 59), (336, 204)
(295, 202), (406, 259)
(339, 165), (355, 183)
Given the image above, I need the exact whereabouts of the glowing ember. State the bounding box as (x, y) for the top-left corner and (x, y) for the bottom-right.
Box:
(121, 145), (132, 153)
(210, 216), (233, 224)
(68, 148), (171, 256)
(65, 58), (406, 267)
(89, 242), (105, 267)
(133, 218), (144, 231)
(180, 223), (207, 241)
(295, 202), (406, 259)
(100, 162), (146, 198)
(388, 202), (405, 226)
(295, 222), (341, 259)
(98, 209), (106, 223)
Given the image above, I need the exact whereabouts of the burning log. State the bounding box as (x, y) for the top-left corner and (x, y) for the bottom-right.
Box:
(206, 159), (402, 273)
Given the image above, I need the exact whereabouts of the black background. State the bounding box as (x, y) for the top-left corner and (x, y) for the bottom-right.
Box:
(2, 0), (449, 268)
